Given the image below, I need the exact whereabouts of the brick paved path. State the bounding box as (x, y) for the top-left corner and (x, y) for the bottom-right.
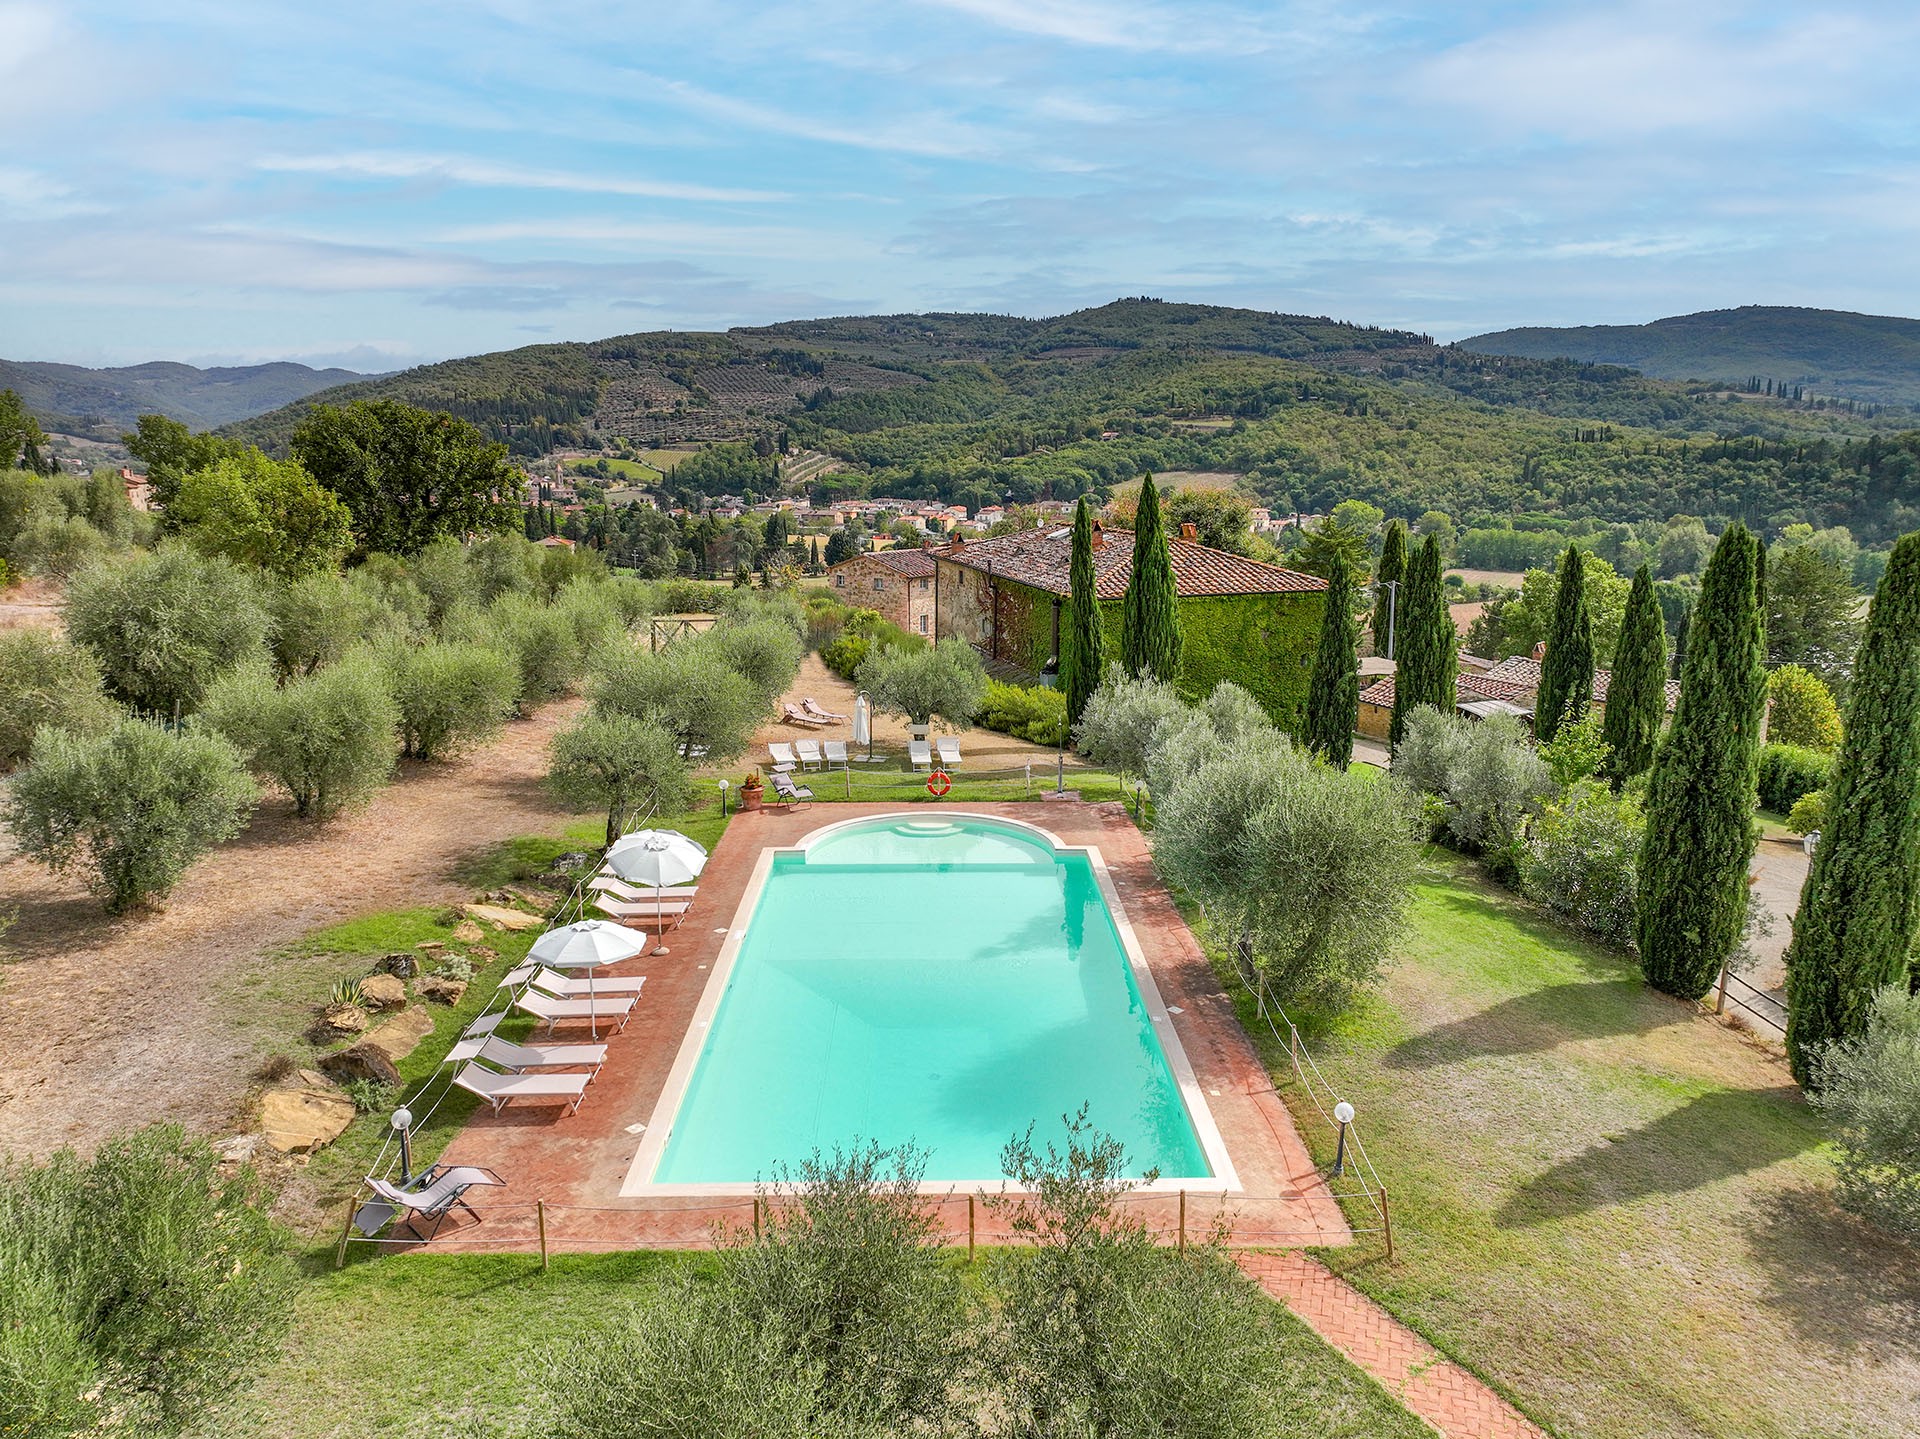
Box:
(1238, 1252), (1548, 1439)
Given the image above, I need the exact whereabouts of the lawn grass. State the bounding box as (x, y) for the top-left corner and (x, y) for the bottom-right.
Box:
(570, 456), (665, 483)
(1220, 852), (1920, 1439)
(194, 1247), (1430, 1439)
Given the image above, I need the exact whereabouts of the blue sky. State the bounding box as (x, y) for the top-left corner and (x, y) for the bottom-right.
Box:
(4, 1), (1918, 369)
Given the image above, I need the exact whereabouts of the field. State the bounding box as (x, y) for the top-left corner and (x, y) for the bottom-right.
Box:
(1113, 469), (1245, 497)
(1231, 855), (1920, 1439)
(567, 456), (663, 482)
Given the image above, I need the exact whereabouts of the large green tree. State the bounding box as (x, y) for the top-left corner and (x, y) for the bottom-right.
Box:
(1388, 534), (1454, 748)
(1304, 555), (1358, 768)
(291, 400), (525, 557)
(1636, 523), (1767, 1000)
(1121, 473), (1182, 682)
(0, 388), (52, 475)
(1784, 532), (1920, 1083)
(167, 448), (353, 577)
(1534, 545), (1596, 742)
(120, 413), (234, 511)
(1371, 518), (1407, 656)
(1060, 497), (1104, 724)
(1602, 564), (1667, 783)
(1767, 533), (1862, 684)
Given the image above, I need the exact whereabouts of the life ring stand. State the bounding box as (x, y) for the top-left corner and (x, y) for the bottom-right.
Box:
(926, 768), (952, 798)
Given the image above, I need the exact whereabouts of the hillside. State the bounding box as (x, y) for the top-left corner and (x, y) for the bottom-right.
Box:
(0, 358), (375, 435)
(1460, 305), (1920, 407)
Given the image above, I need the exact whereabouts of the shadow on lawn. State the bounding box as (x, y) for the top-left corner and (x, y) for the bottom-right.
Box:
(1496, 1086), (1816, 1226)
(1383, 978), (1687, 1068)
(1743, 1186), (1920, 1361)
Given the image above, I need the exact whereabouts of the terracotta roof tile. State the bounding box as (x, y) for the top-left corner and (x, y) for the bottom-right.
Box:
(866, 549), (936, 578)
(939, 527), (1325, 600)
(1358, 673), (1536, 710)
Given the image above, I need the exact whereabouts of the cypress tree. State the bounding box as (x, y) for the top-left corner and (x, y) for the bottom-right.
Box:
(1372, 519), (1407, 657)
(1122, 474), (1182, 682)
(1784, 532), (1920, 1083)
(1636, 524), (1767, 1000)
(1060, 497), (1105, 725)
(1389, 535), (1455, 748)
(1305, 554), (1359, 768)
(1534, 545), (1595, 742)
(1602, 564), (1666, 783)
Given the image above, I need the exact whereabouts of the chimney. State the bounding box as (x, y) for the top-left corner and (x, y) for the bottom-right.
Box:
(1531, 640), (1547, 662)
(949, 532), (966, 554)
(1090, 520), (1105, 551)
(921, 535), (933, 550)
(1179, 522), (1198, 542)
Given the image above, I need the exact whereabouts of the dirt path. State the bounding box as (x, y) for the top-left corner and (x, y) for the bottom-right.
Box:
(0, 702), (583, 1158)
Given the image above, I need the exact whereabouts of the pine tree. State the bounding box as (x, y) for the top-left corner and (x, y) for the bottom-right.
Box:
(1636, 523), (1767, 1000)
(1389, 535), (1454, 748)
(1122, 474), (1182, 682)
(1372, 519), (1407, 657)
(1060, 497), (1105, 725)
(1534, 545), (1595, 742)
(1603, 564), (1667, 783)
(1784, 532), (1920, 1083)
(1305, 554), (1359, 768)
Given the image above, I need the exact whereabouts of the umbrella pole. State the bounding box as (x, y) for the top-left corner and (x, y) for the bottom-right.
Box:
(653, 879), (670, 957)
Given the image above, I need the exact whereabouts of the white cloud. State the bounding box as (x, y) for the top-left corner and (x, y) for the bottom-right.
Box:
(632, 71), (1004, 159)
(253, 152), (786, 203)
(915, 0), (1300, 55)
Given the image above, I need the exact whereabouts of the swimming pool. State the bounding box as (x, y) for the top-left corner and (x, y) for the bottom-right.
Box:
(627, 814), (1230, 1191)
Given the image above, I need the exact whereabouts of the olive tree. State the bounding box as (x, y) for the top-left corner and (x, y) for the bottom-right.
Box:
(4, 718), (256, 911)
(549, 711), (694, 847)
(199, 655), (398, 819)
(0, 1126), (295, 1437)
(382, 640), (519, 761)
(1811, 985), (1920, 1239)
(264, 570), (397, 677)
(857, 639), (986, 730)
(1395, 707), (1552, 875)
(64, 547), (271, 718)
(1072, 669), (1189, 782)
(0, 630), (116, 769)
(592, 643), (763, 765)
(707, 616), (805, 706)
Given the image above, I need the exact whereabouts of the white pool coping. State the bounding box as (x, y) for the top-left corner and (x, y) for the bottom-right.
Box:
(619, 810), (1242, 1198)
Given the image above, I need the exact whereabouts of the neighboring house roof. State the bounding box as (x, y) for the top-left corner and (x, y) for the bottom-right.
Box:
(1356, 672), (1537, 711)
(1481, 653), (1681, 712)
(832, 549), (936, 578)
(938, 527), (1325, 601)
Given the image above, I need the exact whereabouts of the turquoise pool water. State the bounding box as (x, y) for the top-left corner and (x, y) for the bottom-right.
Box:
(650, 816), (1212, 1184)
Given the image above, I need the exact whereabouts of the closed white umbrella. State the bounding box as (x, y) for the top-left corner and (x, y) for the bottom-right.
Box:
(529, 921), (648, 1038)
(603, 830), (708, 956)
(854, 692), (873, 761)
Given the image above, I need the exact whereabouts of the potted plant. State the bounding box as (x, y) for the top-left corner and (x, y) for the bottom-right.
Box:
(739, 769), (765, 811)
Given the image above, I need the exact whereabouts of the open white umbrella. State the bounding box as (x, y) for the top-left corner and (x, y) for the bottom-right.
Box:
(528, 920), (648, 1038)
(603, 830), (708, 955)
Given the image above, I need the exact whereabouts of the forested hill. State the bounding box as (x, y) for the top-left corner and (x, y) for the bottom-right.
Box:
(1460, 306), (1920, 408)
(0, 358), (374, 435)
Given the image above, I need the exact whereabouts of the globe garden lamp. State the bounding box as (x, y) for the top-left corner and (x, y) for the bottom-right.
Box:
(1332, 1100), (1356, 1178)
(390, 1106), (414, 1183)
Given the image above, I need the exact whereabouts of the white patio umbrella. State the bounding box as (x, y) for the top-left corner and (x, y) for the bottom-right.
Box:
(528, 920), (648, 1038)
(853, 692), (874, 761)
(603, 830), (708, 956)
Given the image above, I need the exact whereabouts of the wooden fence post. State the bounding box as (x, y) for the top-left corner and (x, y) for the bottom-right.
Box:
(334, 1195), (358, 1270)
(1178, 1189), (1187, 1255)
(968, 1194), (976, 1263)
(1715, 965), (1730, 1014)
(753, 1195), (763, 1239)
(537, 1200), (549, 1271)
(1380, 1186), (1393, 1260)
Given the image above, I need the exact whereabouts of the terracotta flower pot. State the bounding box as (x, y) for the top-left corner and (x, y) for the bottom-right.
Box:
(740, 782), (764, 812)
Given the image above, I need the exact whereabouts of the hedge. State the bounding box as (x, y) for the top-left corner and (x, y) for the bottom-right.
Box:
(1757, 742), (1831, 814)
(974, 680), (1067, 746)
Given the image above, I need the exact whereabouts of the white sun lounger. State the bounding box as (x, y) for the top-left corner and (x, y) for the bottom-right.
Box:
(823, 740), (848, 768)
(499, 964), (647, 997)
(453, 1062), (592, 1115)
(361, 1164), (504, 1237)
(768, 741), (798, 770)
(477, 1035), (607, 1072)
(908, 739), (933, 770)
(794, 738), (822, 769)
(782, 703), (832, 728)
(935, 736), (962, 767)
(590, 894), (691, 924)
(803, 697), (849, 722)
(513, 988), (634, 1034)
(589, 876), (698, 902)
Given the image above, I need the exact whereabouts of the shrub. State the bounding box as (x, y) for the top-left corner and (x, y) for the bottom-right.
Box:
(8, 513), (115, 578)
(0, 1125), (294, 1436)
(975, 680), (1068, 746)
(1519, 781), (1644, 951)
(65, 547), (271, 718)
(0, 630), (116, 770)
(1396, 707), (1552, 876)
(1787, 789), (1827, 835)
(1757, 742), (1831, 814)
(820, 633), (871, 680)
(382, 640), (519, 760)
(4, 718), (256, 911)
(1811, 986), (1920, 1239)
(1073, 669), (1189, 780)
(199, 654), (398, 818)
(1767, 663), (1844, 753)
(856, 639), (986, 729)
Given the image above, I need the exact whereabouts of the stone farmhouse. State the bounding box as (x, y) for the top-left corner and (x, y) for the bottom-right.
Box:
(827, 547), (938, 637)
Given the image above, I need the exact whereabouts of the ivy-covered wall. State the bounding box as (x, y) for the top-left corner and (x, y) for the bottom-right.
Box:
(951, 566), (1323, 733)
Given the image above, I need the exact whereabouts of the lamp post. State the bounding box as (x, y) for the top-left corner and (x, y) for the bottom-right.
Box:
(1379, 580), (1399, 660)
(1039, 654), (1064, 793)
(391, 1106), (414, 1184)
(718, 777), (729, 818)
(1332, 1100), (1355, 1177)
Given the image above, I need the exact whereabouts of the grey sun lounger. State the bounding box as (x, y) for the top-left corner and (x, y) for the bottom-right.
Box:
(362, 1164), (505, 1237)
(767, 741), (798, 770)
(476, 1035), (607, 1073)
(936, 736), (962, 766)
(794, 739), (823, 769)
(803, 697), (849, 722)
(589, 875), (698, 902)
(908, 739), (933, 770)
(590, 894), (691, 923)
(782, 703), (832, 728)
(770, 769), (814, 808)
(453, 1061), (592, 1115)
(513, 988), (635, 1034)
(823, 740), (848, 767)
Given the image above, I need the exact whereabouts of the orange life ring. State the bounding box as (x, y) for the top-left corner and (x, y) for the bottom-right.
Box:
(926, 768), (952, 797)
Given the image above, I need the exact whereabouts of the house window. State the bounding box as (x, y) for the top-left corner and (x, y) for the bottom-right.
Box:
(919, 577), (930, 590)
(872, 578), (885, 592)
(834, 574), (845, 587)
(920, 613), (929, 632)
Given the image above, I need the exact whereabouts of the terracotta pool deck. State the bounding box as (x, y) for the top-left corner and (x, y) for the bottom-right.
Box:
(423, 800), (1350, 1253)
